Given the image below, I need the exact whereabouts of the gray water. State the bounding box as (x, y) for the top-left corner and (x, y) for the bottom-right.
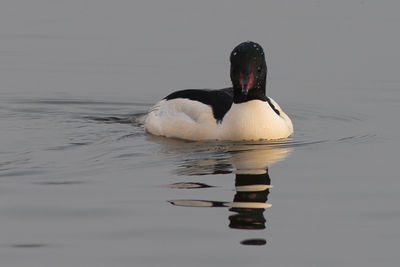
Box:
(1, 1), (400, 266)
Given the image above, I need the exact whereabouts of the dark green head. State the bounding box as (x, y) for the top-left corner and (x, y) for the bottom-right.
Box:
(230, 41), (267, 103)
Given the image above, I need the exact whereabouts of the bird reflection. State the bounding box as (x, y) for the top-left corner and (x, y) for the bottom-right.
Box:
(157, 138), (292, 246)
(229, 171), (271, 230)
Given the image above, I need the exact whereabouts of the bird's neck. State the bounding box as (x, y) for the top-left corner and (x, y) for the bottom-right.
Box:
(233, 83), (267, 104)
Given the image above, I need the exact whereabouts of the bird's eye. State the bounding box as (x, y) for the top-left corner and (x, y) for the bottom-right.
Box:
(257, 66), (262, 73)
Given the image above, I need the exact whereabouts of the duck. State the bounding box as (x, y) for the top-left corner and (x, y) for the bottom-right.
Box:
(144, 41), (293, 141)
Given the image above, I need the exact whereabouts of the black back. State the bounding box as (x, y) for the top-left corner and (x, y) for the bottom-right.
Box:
(164, 88), (233, 123)
(164, 87), (280, 122)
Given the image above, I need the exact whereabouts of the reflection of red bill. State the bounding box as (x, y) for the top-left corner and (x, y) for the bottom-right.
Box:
(236, 184), (273, 192)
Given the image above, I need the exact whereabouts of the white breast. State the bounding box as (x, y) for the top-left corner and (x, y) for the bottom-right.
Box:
(219, 99), (293, 141)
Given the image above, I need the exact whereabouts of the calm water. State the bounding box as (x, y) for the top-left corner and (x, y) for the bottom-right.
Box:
(1, 1), (400, 266)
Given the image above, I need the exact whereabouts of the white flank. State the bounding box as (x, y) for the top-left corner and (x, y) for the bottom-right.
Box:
(144, 98), (293, 141)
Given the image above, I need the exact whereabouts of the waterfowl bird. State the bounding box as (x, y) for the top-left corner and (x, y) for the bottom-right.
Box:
(144, 41), (293, 141)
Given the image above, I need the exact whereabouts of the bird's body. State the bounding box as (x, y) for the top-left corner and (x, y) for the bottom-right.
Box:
(144, 41), (293, 141)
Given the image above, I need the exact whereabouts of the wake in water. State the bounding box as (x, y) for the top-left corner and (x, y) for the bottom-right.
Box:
(85, 113), (147, 126)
